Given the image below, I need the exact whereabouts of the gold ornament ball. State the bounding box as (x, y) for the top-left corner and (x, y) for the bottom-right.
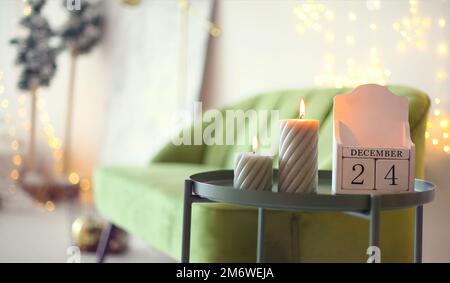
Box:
(72, 217), (104, 250)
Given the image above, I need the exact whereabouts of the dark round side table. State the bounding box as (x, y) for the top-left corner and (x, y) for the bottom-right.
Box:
(182, 170), (435, 263)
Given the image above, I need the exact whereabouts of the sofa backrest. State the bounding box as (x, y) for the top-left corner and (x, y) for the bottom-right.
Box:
(152, 85), (429, 178)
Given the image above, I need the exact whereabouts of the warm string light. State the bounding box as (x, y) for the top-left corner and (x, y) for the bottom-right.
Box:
(35, 93), (91, 189)
(294, 1), (390, 89)
(37, 94), (63, 167)
(426, 103), (449, 154)
(178, 0), (222, 37)
(294, 0), (449, 153)
(315, 48), (389, 88)
(397, 0), (450, 154)
(0, 71), (24, 194)
(22, 0), (32, 16)
(293, 0), (335, 35)
(424, 0), (450, 154)
(1, 85), (92, 201)
(392, 0), (431, 51)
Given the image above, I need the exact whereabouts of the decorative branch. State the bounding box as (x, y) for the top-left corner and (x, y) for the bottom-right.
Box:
(60, 0), (104, 55)
(10, 0), (57, 91)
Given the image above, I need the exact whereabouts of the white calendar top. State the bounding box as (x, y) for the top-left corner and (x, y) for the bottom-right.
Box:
(332, 84), (415, 195)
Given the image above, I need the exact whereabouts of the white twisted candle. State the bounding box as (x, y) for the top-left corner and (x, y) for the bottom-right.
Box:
(278, 119), (319, 194)
(234, 153), (273, 191)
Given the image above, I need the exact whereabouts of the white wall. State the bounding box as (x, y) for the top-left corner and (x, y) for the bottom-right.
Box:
(202, 0), (450, 262)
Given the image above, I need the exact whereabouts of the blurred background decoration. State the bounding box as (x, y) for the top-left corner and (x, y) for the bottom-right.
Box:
(291, 0), (449, 156)
(53, 0), (104, 200)
(72, 216), (128, 253)
(10, 0), (59, 202)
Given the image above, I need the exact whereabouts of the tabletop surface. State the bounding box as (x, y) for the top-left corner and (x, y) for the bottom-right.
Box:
(189, 170), (436, 212)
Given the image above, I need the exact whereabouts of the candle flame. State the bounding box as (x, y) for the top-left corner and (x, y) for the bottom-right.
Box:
(300, 99), (306, 120)
(252, 136), (259, 154)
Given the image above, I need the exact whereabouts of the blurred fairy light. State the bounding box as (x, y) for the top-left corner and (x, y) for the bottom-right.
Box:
(392, 0), (431, 51)
(366, 0), (382, 11)
(437, 42), (448, 56)
(324, 31), (335, 42)
(22, 0), (32, 16)
(345, 34), (356, 46)
(80, 178), (91, 192)
(292, 0), (450, 154)
(69, 172), (80, 185)
(0, 71), (23, 193)
(44, 201), (55, 212)
(293, 0), (391, 89)
(315, 49), (389, 89)
(348, 12), (357, 22)
(0, 84), (88, 199)
(427, 111), (450, 154)
(436, 70), (448, 81)
(293, 0), (334, 35)
(36, 92), (65, 172)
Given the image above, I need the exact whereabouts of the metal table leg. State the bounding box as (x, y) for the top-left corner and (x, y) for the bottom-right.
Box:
(181, 180), (193, 263)
(414, 205), (423, 263)
(96, 222), (116, 263)
(257, 208), (266, 263)
(369, 195), (381, 263)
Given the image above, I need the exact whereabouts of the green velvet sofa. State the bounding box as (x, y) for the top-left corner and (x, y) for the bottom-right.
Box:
(94, 86), (430, 262)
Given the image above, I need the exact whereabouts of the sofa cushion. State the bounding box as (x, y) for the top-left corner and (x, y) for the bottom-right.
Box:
(94, 163), (220, 259)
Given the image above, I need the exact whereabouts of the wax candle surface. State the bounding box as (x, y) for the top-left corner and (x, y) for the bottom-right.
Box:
(278, 118), (320, 194)
(234, 153), (273, 191)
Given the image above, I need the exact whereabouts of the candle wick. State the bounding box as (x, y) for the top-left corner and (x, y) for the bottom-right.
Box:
(300, 114), (305, 120)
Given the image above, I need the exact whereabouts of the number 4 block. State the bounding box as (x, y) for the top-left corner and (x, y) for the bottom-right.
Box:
(375, 160), (409, 192)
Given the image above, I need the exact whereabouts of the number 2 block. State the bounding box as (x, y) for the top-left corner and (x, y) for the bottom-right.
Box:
(342, 158), (375, 190)
(375, 160), (409, 191)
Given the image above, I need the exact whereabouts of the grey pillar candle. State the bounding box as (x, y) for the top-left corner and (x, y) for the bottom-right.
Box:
(234, 138), (273, 191)
(278, 99), (320, 194)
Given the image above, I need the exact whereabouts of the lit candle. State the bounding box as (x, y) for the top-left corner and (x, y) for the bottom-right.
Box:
(234, 137), (273, 191)
(279, 99), (320, 193)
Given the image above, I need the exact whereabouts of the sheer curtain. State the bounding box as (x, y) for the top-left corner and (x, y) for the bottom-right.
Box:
(100, 0), (213, 165)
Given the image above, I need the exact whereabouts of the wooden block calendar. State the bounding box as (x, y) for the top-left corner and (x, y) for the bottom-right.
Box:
(332, 84), (415, 195)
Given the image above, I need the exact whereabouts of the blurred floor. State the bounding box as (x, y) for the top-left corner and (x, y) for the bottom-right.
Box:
(0, 189), (174, 263)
